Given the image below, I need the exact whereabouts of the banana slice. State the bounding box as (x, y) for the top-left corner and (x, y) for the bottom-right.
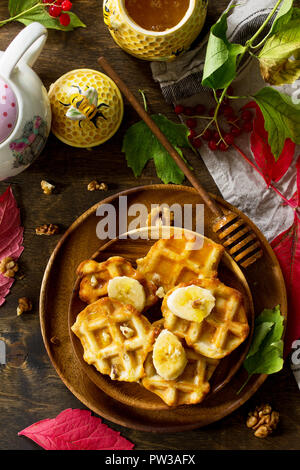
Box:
(107, 276), (146, 312)
(153, 329), (187, 380)
(167, 285), (215, 323)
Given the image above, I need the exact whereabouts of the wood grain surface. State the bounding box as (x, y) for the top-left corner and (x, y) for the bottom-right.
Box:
(0, 0), (299, 450)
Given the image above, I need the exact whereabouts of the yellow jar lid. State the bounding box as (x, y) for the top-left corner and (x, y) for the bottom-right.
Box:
(48, 69), (124, 148)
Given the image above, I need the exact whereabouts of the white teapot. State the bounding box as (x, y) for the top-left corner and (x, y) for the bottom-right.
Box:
(0, 23), (51, 180)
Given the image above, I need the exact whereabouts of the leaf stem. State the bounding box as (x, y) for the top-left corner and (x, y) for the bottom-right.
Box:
(226, 95), (249, 100)
(138, 89), (148, 112)
(196, 118), (214, 139)
(0, 2), (54, 27)
(237, 373), (252, 395)
(246, 0), (284, 48)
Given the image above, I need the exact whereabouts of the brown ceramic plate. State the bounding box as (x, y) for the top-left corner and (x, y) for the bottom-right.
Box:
(40, 185), (287, 432)
(68, 227), (254, 410)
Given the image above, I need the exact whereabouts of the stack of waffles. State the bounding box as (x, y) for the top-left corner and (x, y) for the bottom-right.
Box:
(72, 233), (249, 407)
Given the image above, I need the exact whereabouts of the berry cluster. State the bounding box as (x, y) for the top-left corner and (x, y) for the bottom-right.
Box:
(43, 0), (72, 27)
(174, 87), (253, 152)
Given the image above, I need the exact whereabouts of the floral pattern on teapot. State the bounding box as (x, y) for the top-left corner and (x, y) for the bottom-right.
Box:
(10, 116), (47, 168)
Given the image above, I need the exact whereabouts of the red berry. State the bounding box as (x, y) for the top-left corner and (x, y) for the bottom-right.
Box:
(219, 142), (229, 151)
(183, 107), (194, 116)
(223, 105), (235, 118)
(224, 133), (235, 145)
(55, 0), (64, 3)
(59, 12), (70, 26)
(213, 131), (220, 141)
(208, 140), (218, 151)
(230, 127), (241, 137)
(193, 138), (202, 149)
(188, 129), (196, 139)
(202, 129), (212, 141)
(186, 118), (197, 129)
(209, 107), (215, 117)
(241, 109), (253, 121)
(243, 121), (253, 132)
(174, 105), (184, 115)
(49, 4), (62, 17)
(61, 0), (72, 11)
(194, 104), (206, 114)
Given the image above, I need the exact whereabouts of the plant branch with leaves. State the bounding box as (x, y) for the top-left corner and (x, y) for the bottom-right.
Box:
(201, 0), (300, 155)
(1, 1), (86, 30)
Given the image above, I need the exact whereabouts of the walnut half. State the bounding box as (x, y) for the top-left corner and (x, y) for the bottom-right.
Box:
(0, 257), (19, 278)
(35, 224), (59, 236)
(41, 180), (55, 195)
(87, 180), (108, 191)
(247, 404), (279, 438)
(17, 297), (32, 316)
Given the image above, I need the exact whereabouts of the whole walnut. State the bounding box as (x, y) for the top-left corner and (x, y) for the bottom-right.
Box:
(247, 404), (279, 438)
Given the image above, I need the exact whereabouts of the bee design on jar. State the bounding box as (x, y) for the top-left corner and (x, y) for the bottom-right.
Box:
(60, 85), (109, 128)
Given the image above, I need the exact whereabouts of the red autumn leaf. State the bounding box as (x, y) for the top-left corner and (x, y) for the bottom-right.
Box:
(271, 156), (300, 356)
(18, 409), (134, 450)
(246, 102), (295, 187)
(286, 157), (300, 208)
(0, 186), (24, 306)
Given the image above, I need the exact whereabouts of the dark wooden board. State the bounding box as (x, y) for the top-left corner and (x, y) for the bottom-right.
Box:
(0, 0), (300, 450)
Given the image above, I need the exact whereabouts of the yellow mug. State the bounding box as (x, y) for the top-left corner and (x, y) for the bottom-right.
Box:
(103, 0), (208, 61)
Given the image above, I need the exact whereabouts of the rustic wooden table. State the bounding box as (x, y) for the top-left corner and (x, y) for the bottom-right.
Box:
(0, 0), (299, 451)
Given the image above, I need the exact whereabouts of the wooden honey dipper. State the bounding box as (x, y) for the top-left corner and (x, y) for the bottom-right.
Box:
(98, 56), (263, 268)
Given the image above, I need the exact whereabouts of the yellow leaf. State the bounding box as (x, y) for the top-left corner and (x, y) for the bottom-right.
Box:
(260, 57), (300, 85)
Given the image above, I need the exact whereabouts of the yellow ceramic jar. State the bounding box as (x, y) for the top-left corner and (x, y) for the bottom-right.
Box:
(49, 69), (124, 148)
(103, 0), (208, 61)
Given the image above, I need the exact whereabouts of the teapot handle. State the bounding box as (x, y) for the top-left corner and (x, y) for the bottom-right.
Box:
(0, 22), (47, 80)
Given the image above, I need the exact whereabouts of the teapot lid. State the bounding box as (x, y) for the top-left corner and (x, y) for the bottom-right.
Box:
(0, 77), (18, 144)
(48, 69), (124, 148)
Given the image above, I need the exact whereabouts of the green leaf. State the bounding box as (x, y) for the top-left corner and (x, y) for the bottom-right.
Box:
(243, 305), (284, 377)
(8, 1), (86, 30)
(258, 19), (300, 85)
(246, 322), (274, 358)
(253, 87), (300, 159)
(202, 11), (245, 90)
(8, 0), (36, 16)
(122, 114), (191, 185)
(269, 0), (294, 34)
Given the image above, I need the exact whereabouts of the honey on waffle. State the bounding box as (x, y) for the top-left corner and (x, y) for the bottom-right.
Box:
(71, 297), (155, 382)
(162, 279), (249, 359)
(142, 347), (219, 406)
(136, 234), (224, 294)
(77, 256), (158, 308)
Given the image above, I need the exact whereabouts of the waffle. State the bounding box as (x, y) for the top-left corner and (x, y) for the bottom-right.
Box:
(142, 345), (219, 406)
(77, 256), (158, 308)
(136, 234), (224, 294)
(71, 297), (155, 382)
(162, 279), (249, 359)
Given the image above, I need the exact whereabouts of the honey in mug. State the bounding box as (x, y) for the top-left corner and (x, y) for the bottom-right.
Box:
(125, 0), (190, 32)
(103, 0), (208, 61)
